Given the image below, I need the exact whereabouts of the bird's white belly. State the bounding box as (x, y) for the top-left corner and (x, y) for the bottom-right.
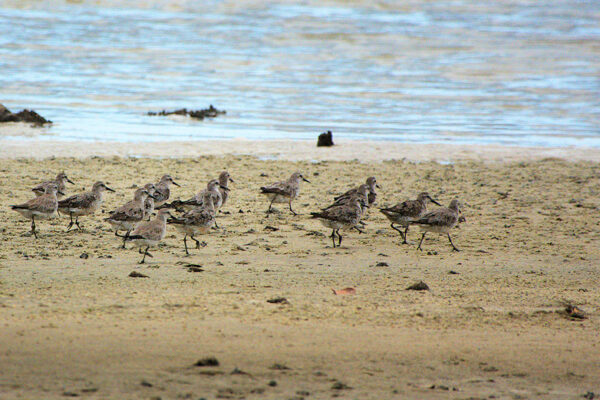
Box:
(419, 224), (452, 234)
(319, 219), (346, 230)
(109, 220), (138, 232)
(19, 209), (54, 219)
(133, 238), (159, 248)
(265, 193), (290, 203)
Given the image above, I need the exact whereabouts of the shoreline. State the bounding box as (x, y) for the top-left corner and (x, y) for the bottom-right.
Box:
(1, 138), (600, 162)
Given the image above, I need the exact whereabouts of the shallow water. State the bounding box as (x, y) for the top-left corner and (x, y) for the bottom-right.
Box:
(1, 0), (599, 146)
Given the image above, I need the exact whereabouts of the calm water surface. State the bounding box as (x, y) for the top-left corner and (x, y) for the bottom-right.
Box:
(0, 0), (599, 146)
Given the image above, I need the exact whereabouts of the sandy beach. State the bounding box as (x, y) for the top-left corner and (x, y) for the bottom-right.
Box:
(1, 145), (599, 399)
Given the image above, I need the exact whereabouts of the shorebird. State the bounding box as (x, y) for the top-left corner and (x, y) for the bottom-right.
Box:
(152, 174), (180, 208)
(324, 184), (370, 210)
(11, 183), (62, 238)
(122, 209), (173, 264)
(217, 171), (234, 208)
(105, 187), (155, 248)
(334, 176), (380, 207)
(143, 183), (156, 220)
(310, 197), (366, 248)
(379, 192), (441, 244)
(168, 191), (216, 255)
(413, 199), (462, 252)
(32, 172), (74, 199)
(167, 179), (227, 211)
(58, 181), (115, 231)
(260, 172), (310, 215)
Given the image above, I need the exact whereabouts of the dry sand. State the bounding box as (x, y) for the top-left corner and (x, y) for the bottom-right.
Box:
(1, 151), (599, 399)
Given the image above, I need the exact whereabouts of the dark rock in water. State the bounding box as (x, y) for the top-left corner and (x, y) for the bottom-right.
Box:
(0, 103), (52, 126)
(317, 130), (334, 147)
(406, 281), (429, 291)
(147, 105), (226, 120)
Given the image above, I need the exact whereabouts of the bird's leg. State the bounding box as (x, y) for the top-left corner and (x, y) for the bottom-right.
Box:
(289, 201), (298, 216)
(417, 233), (426, 251)
(139, 246), (153, 264)
(31, 216), (38, 239)
(448, 234), (460, 252)
(75, 217), (82, 231)
(214, 219), (220, 229)
(191, 235), (202, 249)
(66, 213), (74, 231)
(354, 226), (364, 234)
(402, 226), (410, 244)
(390, 223), (405, 241)
(121, 230), (130, 249)
(337, 230), (343, 247)
(184, 234), (189, 255)
(267, 199), (275, 214)
(330, 230), (337, 248)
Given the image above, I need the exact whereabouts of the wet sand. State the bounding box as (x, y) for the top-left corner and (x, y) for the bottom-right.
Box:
(1, 152), (599, 399)
(1, 138), (600, 162)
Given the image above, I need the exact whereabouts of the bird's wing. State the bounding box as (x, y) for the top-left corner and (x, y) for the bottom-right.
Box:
(380, 200), (421, 218)
(260, 181), (291, 196)
(415, 209), (455, 226)
(333, 187), (357, 201)
(58, 192), (92, 209)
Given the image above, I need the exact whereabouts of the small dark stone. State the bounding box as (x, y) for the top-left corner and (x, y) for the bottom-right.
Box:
(185, 264), (204, 272)
(264, 225), (279, 231)
(297, 390), (310, 396)
(231, 367), (249, 375)
(269, 363), (291, 370)
(194, 357), (219, 367)
(268, 380), (277, 387)
(375, 262), (388, 267)
(80, 388), (98, 393)
(128, 271), (149, 278)
(331, 381), (351, 390)
(239, 209), (244, 213)
(564, 303), (587, 320)
(406, 281), (429, 291)
(583, 392), (596, 399)
(62, 392), (79, 397)
(449, 270), (459, 274)
(79, 253), (89, 259)
(140, 380), (153, 387)
(317, 130), (334, 147)
(483, 366), (499, 372)
(267, 297), (289, 304)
